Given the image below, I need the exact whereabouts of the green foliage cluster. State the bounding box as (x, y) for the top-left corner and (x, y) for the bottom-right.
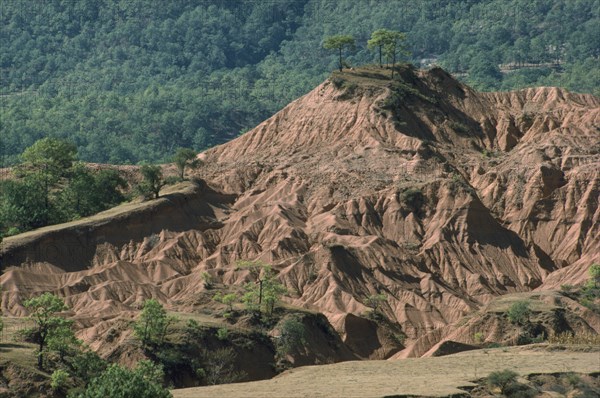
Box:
(487, 369), (519, 395)
(579, 263), (600, 312)
(1, 1), (598, 166)
(276, 316), (306, 357)
(238, 260), (287, 317)
(133, 298), (175, 349)
(23, 292), (76, 370)
(400, 188), (425, 214)
(0, 138), (126, 237)
(365, 293), (388, 320)
(136, 164), (166, 199)
(506, 300), (532, 326)
(76, 361), (171, 398)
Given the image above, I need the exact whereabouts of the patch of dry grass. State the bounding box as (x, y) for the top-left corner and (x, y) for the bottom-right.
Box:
(171, 346), (600, 398)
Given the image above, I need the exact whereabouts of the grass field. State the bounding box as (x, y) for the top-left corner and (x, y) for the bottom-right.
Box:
(171, 345), (600, 398)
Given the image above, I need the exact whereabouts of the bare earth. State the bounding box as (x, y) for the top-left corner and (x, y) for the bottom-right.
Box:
(172, 346), (600, 398)
(1, 66), (599, 365)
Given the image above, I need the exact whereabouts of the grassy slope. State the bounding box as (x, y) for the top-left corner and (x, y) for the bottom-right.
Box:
(171, 346), (600, 398)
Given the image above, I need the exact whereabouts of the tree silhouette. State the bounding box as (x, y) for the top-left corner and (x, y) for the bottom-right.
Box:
(323, 35), (356, 72)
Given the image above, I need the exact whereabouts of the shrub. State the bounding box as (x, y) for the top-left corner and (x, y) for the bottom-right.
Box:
(201, 272), (214, 289)
(506, 301), (531, 325)
(487, 369), (519, 394)
(50, 369), (69, 391)
(473, 332), (485, 344)
(80, 361), (171, 398)
(277, 317), (306, 357)
(400, 188), (424, 213)
(216, 328), (229, 341)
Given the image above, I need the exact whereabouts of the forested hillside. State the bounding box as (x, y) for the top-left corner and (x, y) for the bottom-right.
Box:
(1, 0), (598, 165)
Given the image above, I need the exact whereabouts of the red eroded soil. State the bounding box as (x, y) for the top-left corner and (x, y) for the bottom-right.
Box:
(1, 66), (599, 361)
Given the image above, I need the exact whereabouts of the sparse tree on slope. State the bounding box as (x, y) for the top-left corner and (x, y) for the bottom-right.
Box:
(323, 35), (356, 72)
(382, 31), (408, 79)
(80, 360), (171, 398)
(138, 164), (166, 199)
(368, 29), (391, 68)
(18, 138), (77, 225)
(24, 292), (69, 369)
(133, 298), (174, 349)
(173, 148), (198, 180)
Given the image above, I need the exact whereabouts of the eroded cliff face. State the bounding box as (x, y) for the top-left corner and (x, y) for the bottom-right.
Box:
(1, 66), (598, 359)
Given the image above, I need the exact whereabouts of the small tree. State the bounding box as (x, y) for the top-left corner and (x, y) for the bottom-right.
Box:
(589, 263), (600, 288)
(382, 31), (408, 79)
(365, 293), (387, 319)
(138, 165), (166, 199)
(487, 369), (519, 394)
(213, 292), (237, 313)
(323, 35), (356, 72)
(81, 361), (171, 398)
(506, 301), (531, 326)
(238, 260), (286, 316)
(277, 316), (306, 357)
(71, 349), (108, 387)
(173, 148), (198, 180)
(199, 347), (245, 386)
(23, 292), (68, 369)
(17, 138), (77, 225)
(368, 29), (390, 68)
(47, 317), (81, 361)
(133, 299), (173, 349)
(201, 271), (214, 289)
(50, 369), (70, 392)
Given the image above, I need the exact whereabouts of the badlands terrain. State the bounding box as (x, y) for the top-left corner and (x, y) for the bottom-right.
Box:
(1, 65), (599, 395)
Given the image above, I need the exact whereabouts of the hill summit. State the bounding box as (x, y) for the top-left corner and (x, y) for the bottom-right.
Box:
(2, 65), (599, 364)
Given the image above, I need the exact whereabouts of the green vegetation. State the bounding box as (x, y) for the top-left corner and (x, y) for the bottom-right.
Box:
(213, 292), (237, 314)
(173, 148), (198, 180)
(589, 263), (600, 288)
(487, 369), (519, 395)
(276, 316), (306, 357)
(77, 360), (172, 398)
(238, 260), (287, 317)
(23, 292), (75, 370)
(506, 300), (532, 326)
(0, 138), (126, 237)
(199, 347), (245, 386)
(1, 1), (597, 166)
(365, 293), (388, 319)
(51, 368), (70, 392)
(400, 188), (425, 214)
(137, 164), (166, 199)
(367, 30), (408, 78)
(133, 299), (175, 349)
(323, 35), (356, 72)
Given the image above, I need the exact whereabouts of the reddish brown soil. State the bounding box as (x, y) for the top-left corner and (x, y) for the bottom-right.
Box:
(1, 66), (599, 361)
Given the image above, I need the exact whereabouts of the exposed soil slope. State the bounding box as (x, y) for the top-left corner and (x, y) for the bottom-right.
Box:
(1, 66), (599, 361)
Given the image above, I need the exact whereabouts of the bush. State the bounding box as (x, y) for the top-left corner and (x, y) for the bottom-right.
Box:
(51, 369), (69, 391)
(216, 328), (229, 341)
(506, 301), (531, 325)
(400, 188), (424, 213)
(487, 369), (519, 394)
(79, 361), (171, 398)
(277, 317), (306, 357)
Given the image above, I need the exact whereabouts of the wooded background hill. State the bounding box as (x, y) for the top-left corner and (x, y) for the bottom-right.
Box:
(1, 0), (598, 165)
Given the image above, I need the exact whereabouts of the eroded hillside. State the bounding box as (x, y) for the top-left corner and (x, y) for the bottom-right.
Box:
(1, 66), (599, 363)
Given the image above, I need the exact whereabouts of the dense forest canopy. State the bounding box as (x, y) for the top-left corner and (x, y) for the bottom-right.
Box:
(1, 0), (598, 165)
